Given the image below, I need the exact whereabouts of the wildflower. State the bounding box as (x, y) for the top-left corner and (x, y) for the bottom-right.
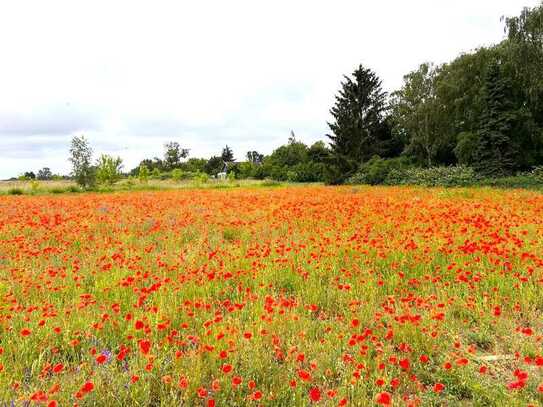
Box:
(309, 387), (321, 402)
(376, 391), (392, 405)
(433, 383), (445, 393)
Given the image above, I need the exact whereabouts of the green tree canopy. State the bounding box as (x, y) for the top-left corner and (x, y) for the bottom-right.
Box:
(69, 135), (95, 188)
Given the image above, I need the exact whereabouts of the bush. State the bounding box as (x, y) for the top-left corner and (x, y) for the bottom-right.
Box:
(268, 165), (289, 181)
(67, 186), (81, 193)
(171, 168), (183, 182)
(30, 181), (40, 194)
(138, 165), (150, 183)
(288, 162), (326, 182)
(385, 166), (479, 187)
(194, 172), (209, 184)
(530, 166), (543, 182)
(347, 156), (406, 185)
(237, 162), (257, 179)
(7, 188), (24, 195)
(151, 168), (161, 179)
(96, 155), (123, 185)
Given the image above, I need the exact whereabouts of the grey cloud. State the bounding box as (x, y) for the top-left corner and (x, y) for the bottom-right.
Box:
(0, 105), (102, 136)
(0, 135), (69, 159)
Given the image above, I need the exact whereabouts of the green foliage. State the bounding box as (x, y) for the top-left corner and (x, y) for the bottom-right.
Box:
(151, 168), (161, 179)
(326, 65), (395, 184)
(246, 151), (263, 164)
(205, 156), (224, 176)
(37, 167), (53, 180)
(473, 62), (518, 177)
(286, 162), (326, 182)
(454, 132), (480, 166)
(182, 158), (207, 173)
(258, 135), (329, 182)
(384, 166), (479, 187)
(7, 187), (24, 195)
(138, 164), (150, 183)
(30, 180), (40, 194)
(237, 162), (257, 179)
(391, 63), (449, 167)
(221, 145), (234, 163)
(67, 185), (81, 193)
(126, 176), (136, 189)
(307, 141), (331, 163)
(385, 3), (543, 175)
(130, 157), (165, 175)
(164, 142), (189, 170)
(433, 47), (497, 159)
(267, 137), (308, 167)
(194, 171), (209, 184)
(69, 135), (96, 188)
(531, 166), (543, 182)
(347, 156), (408, 185)
(96, 154), (123, 185)
(171, 168), (183, 182)
(504, 4), (543, 114)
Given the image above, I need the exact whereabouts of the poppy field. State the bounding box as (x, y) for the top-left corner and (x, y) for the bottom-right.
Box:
(1, 186), (543, 406)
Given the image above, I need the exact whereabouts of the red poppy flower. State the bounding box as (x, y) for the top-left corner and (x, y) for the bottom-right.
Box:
(52, 363), (63, 373)
(309, 387), (321, 402)
(376, 391), (392, 405)
(139, 339), (151, 355)
(81, 381), (94, 393)
(433, 383), (445, 393)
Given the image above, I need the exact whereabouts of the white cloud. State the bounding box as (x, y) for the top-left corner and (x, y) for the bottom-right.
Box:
(0, 0), (539, 178)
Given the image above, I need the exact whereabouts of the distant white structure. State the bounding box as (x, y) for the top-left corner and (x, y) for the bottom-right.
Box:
(217, 162), (228, 180)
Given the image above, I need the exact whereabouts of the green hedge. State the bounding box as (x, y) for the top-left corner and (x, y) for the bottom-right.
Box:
(384, 166), (479, 187)
(348, 160), (543, 189)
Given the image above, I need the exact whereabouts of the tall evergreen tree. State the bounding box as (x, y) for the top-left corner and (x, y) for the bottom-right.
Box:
(326, 65), (390, 184)
(221, 145), (234, 163)
(474, 62), (519, 176)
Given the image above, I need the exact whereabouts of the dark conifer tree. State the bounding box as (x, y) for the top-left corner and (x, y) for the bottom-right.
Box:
(474, 62), (519, 176)
(221, 145), (234, 163)
(326, 65), (390, 184)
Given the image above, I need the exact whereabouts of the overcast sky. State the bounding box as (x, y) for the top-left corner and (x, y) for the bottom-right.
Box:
(0, 0), (539, 179)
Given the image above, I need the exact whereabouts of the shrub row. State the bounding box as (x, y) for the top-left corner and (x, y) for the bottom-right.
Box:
(347, 156), (543, 188)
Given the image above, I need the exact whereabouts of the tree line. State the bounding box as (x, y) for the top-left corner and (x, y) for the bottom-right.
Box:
(63, 131), (331, 188)
(325, 2), (543, 184)
(21, 3), (543, 188)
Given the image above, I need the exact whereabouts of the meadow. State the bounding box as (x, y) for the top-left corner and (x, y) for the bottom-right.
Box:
(0, 179), (279, 196)
(0, 186), (542, 406)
